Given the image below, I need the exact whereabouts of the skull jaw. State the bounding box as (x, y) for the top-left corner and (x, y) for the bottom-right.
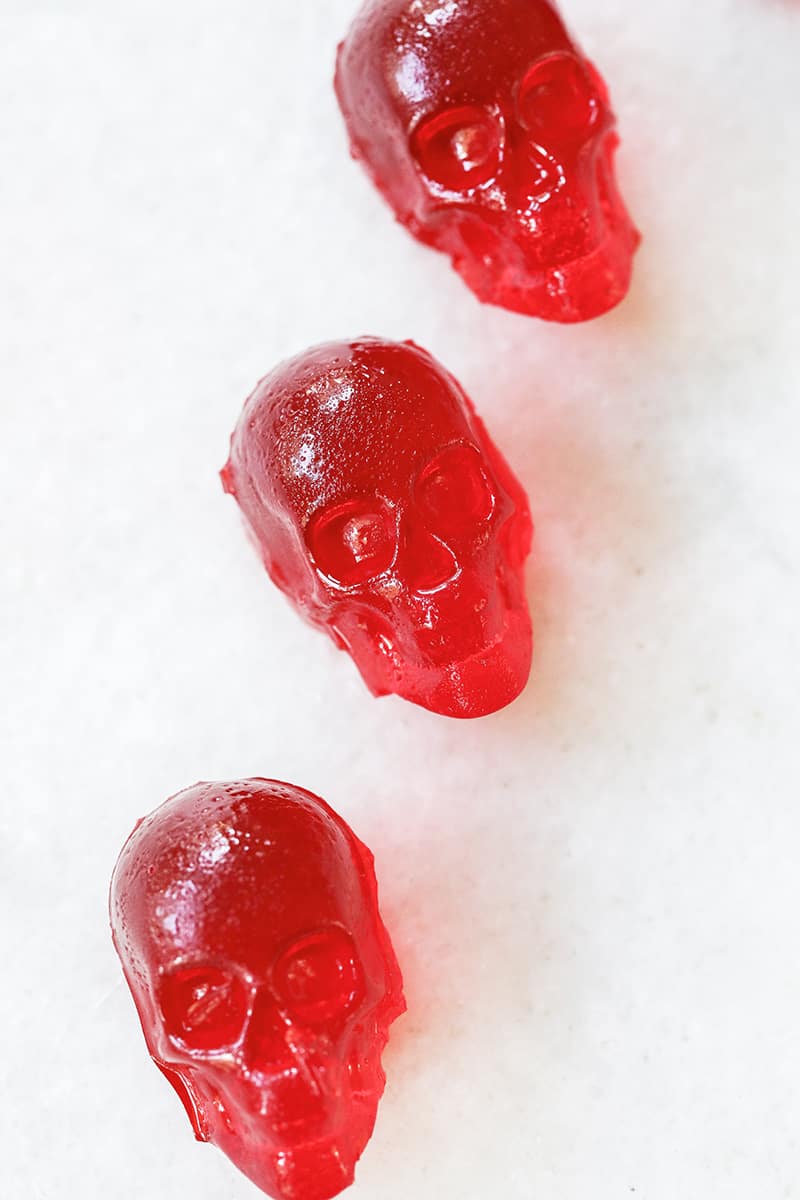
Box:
(208, 1095), (380, 1200)
(341, 603), (533, 719)
(221, 1137), (357, 1200)
(466, 218), (640, 322)
(416, 605), (534, 717)
(444, 193), (640, 322)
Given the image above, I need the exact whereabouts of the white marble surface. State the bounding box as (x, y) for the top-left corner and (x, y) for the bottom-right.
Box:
(2, 1), (800, 1196)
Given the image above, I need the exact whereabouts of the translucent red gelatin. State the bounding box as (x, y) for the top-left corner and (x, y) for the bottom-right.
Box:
(110, 779), (405, 1200)
(222, 337), (534, 719)
(335, 0), (640, 322)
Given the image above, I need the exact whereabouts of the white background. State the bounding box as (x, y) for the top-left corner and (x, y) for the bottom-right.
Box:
(2, 1), (799, 1196)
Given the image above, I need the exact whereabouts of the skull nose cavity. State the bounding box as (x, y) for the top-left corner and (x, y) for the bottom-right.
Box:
(524, 143), (565, 195)
(242, 992), (292, 1073)
(400, 524), (459, 594)
(241, 999), (335, 1132)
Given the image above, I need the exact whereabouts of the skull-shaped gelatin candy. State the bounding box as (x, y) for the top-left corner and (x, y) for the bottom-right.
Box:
(335, 0), (640, 322)
(110, 779), (405, 1200)
(221, 337), (533, 719)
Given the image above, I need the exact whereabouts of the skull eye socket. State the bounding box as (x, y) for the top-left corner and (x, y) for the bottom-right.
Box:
(274, 928), (364, 1027)
(416, 444), (495, 535)
(518, 53), (601, 145)
(306, 499), (396, 588)
(411, 104), (503, 191)
(159, 966), (250, 1053)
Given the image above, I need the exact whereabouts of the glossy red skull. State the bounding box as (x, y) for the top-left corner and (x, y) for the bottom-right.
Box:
(335, 0), (640, 322)
(110, 780), (405, 1200)
(221, 338), (533, 718)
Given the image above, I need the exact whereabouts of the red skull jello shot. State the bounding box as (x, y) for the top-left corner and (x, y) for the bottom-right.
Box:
(222, 338), (534, 718)
(110, 779), (405, 1200)
(336, 0), (640, 322)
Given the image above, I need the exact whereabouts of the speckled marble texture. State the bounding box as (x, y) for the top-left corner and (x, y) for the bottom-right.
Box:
(1, 1), (799, 1197)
